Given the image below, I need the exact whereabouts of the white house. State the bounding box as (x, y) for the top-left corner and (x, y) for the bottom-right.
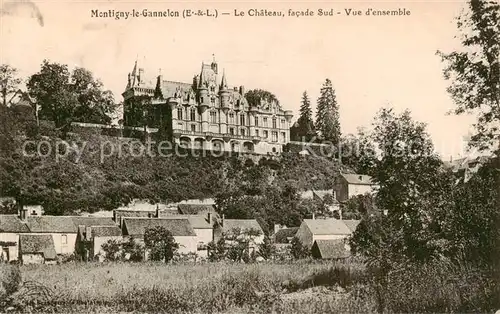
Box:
(121, 218), (198, 255)
(295, 218), (353, 248)
(0, 215), (30, 262)
(214, 218), (265, 254)
(18, 234), (57, 265)
(336, 173), (379, 202)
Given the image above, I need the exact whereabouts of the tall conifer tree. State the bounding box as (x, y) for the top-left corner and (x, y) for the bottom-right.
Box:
(315, 79), (341, 145)
(296, 91), (316, 141)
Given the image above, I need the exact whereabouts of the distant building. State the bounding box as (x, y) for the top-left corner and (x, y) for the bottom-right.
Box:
(122, 57), (293, 155)
(121, 218), (198, 255)
(18, 234), (57, 265)
(214, 218), (265, 254)
(336, 173), (378, 202)
(272, 226), (298, 245)
(77, 225), (123, 261)
(295, 218), (355, 248)
(444, 155), (491, 182)
(0, 215), (30, 262)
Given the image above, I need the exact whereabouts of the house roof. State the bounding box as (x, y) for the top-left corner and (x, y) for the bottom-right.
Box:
(26, 216), (78, 233)
(303, 219), (352, 235)
(156, 214), (213, 229)
(221, 219), (263, 235)
(177, 204), (216, 215)
(312, 239), (350, 259)
(342, 220), (361, 233)
(19, 234), (57, 260)
(122, 218), (196, 237)
(72, 217), (116, 227)
(0, 215), (30, 233)
(341, 173), (375, 185)
(91, 226), (122, 237)
(273, 227), (299, 244)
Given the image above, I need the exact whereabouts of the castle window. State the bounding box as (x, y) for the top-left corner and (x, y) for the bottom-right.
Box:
(263, 130), (268, 138)
(191, 124), (196, 132)
(281, 132), (286, 142)
(272, 118), (277, 129)
(190, 108), (196, 121)
(263, 117), (268, 127)
(177, 108), (183, 120)
(254, 117), (259, 126)
(272, 131), (278, 142)
(210, 86), (215, 93)
(210, 111), (217, 124)
(281, 119), (285, 128)
(211, 98), (216, 105)
(241, 129), (246, 136)
(229, 127), (235, 135)
(201, 97), (204, 103)
(229, 113), (235, 124)
(255, 129), (259, 137)
(240, 114), (245, 126)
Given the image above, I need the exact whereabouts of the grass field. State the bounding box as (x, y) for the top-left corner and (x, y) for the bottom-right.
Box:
(2, 259), (497, 313)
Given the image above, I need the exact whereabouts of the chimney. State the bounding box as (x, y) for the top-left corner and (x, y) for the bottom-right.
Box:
(221, 214), (225, 227)
(155, 204), (160, 218)
(113, 210), (117, 222)
(19, 208), (27, 221)
(207, 212), (211, 224)
(358, 175), (363, 181)
(312, 213), (315, 220)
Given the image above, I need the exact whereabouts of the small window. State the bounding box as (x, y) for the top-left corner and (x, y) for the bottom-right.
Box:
(211, 98), (216, 105)
(281, 132), (286, 142)
(272, 131), (278, 142)
(229, 113), (235, 124)
(281, 119), (285, 128)
(263, 117), (268, 127)
(255, 129), (259, 137)
(190, 108), (196, 121)
(229, 127), (235, 135)
(191, 124), (196, 132)
(240, 114), (245, 126)
(241, 129), (246, 136)
(177, 108), (183, 120)
(272, 118), (277, 129)
(210, 111), (217, 124)
(254, 117), (259, 126)
(62, 234), (67, 244)
(263, 130), (268, 138)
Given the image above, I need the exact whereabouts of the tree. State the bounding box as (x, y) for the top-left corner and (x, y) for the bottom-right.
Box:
(121, 237), (145, 262)
(294, 91), (316, 141)
(144, 226), (179, 263)
(101, 239), (121, 261)
(0, 64), (22, 107)
(437, 1), (500, 151)
(244, 89), (280, 108)
(290, 237), (309, 259)
(257, 235), (275, 260)
(207, 237), (227, 262)
(315, 79), (341, 145)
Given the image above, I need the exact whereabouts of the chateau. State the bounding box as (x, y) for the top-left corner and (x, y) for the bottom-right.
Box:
(122, 57), (293, 155)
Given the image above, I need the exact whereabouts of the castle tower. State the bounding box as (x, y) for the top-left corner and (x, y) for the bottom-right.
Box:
(198, 63), (209, 132)
(210, 54), (218, 75)
(219, 69), (230, 134)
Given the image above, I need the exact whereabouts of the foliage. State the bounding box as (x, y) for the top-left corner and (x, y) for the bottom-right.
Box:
(244, 89), (280, 107)
(437, 1), (500, 151)
(257, 236), (275, 260)
(0, 64), (22, 107)
(315, 79), (341, 145)
(341, 194), (378, 220)
(290, 237), (310, 259)
(144, 226), (179, 263)
(101, 239), (122, 261)
(121, 237), (145, 262)
(292, 91), (317, 142)
(27, 60), (116, 130)
(207, 237), (227, 262)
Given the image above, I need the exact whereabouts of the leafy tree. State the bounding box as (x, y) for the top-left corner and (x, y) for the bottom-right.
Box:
(101, 239), (121, 261)
(144, 226), (179, 263)
(340, 130), (378, 174)
(341, 193), (378, 220)
(0, 64), (22, 107)
(294, 91), (317, 141)
(244, 89), (280, 107)
(257, 235), (275, 260)
(207, 237), (227, 262)
(121, 237), (145, 262)
(315, 79), (341, 145)
(437, 1), (499, 151)
(290, 237), (309, 259)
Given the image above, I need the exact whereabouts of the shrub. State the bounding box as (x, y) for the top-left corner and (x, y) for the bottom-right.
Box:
(0, 264), (21, 301)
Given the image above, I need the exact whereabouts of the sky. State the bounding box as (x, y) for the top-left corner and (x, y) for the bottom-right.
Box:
(1, 0), (478, 159)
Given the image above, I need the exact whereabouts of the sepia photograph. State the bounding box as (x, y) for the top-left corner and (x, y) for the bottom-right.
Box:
(0, 0), (499, 313)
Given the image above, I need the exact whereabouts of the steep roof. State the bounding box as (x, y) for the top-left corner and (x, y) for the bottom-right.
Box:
(341, 173), (375, 185)
(156, 214), (213, 229)
(0, 215), (29, 233)
(19, 234), (57, 260)
(303, 219), (351, 235)
(91, 226), (122, 237)
(273, 227), (299, 244)
(72, 217), (116, 227)
(312, 239), (350, 259)
(342, 220), (361, 233)
(122, 218), (196, 237)
(177, 204), (217, 215)
(221, 219), (263, 235)
(26, 216), (78, 233)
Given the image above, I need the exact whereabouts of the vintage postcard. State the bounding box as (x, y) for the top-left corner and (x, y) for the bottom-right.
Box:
(1, 0), (499, 313)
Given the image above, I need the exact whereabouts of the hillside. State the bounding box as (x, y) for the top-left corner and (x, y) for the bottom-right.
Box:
(0, 126), (353, 217)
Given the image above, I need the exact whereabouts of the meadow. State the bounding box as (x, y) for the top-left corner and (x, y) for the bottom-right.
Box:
(1, 259), (498, 313)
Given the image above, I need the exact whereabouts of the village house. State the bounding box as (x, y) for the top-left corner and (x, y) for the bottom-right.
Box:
(214, 218), (265, 254)
(335, 173), (379, 202)
(294, 218), (355, 248)
(18, 234), (57, 265)
(0, 215), (30, 262)
(77, 225), (123, 261)
(300, 189), (341, 215)
(121, 218), (198, 255)
(311, 239), (351, 260)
